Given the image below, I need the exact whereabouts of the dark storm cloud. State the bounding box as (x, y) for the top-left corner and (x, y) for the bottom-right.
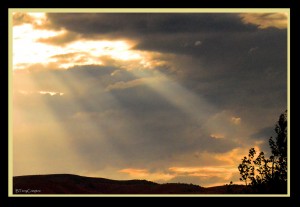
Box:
(136, 27), (287, 66)
(249, 126), (276, 155)
(46, 13), (257, 35)
(40, 13), (258, 46)
(170, 28), (287, 129)
(42, 13), (286, 73)
(251, 126), (276, 140)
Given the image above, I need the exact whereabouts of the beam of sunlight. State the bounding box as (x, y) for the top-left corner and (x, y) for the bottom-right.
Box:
(33, 68), (142, 166)
(126, 69), (222, 136)
(132, 70), (214, 122)
(13, 67), (131, 174)
(13, 73), (85, 175)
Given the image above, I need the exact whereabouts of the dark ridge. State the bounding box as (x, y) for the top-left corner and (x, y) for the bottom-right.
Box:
(13, 174), (246, 194)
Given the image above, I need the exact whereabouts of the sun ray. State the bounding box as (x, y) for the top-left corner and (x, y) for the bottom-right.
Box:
(13, 72), (85, 175)
(33, 68), (142, 166)
(124, 69), (220, 134)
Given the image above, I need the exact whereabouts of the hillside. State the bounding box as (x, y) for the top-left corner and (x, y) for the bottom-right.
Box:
(13, 174), (246, 194)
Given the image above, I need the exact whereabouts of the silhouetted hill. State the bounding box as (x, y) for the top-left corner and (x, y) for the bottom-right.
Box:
(13, 174), (246, 194)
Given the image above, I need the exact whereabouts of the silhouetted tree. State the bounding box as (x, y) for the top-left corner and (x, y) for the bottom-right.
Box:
(238, 148), (255, 186)
(238, 110), (287, 193)
(269, 110), (287, 183)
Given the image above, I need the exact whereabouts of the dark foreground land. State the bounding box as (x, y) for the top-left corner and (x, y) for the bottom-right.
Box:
(12, 174), (248, 194)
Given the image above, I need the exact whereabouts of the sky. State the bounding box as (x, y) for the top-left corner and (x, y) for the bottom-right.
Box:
(12, 11), (288, 187)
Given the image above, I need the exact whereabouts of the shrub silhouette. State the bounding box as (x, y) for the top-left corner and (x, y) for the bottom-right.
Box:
(238, 110), (287, 193)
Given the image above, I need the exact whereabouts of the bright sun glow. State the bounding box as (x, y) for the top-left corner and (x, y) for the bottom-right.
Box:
(13, 12), (146, 70)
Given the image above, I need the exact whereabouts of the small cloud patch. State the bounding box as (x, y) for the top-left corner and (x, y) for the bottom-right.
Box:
(39, 91), (64, 96)
(231, 117), (241, 125)
(194, 41), (202, 46)
(210, 133), (225, 139)
(248, 46), (259, 54)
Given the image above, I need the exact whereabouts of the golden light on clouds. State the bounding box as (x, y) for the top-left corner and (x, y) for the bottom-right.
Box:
(210, 133), (225, 139)
(169, 166), (236, 176)
(119, 168), (174, 181)
(16, 90), (64, 96)
(27, 12), (48, 25)
(39, 91), (64, 96)
(119, 168), (148, 177)
(169, 165), (238, 186)
(213, 148), (249, 166)
(13, 24), (63, 70)
(231, 116), (241, 125)
(240, 13), (288, 29)
(12, 12), (156, 71)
